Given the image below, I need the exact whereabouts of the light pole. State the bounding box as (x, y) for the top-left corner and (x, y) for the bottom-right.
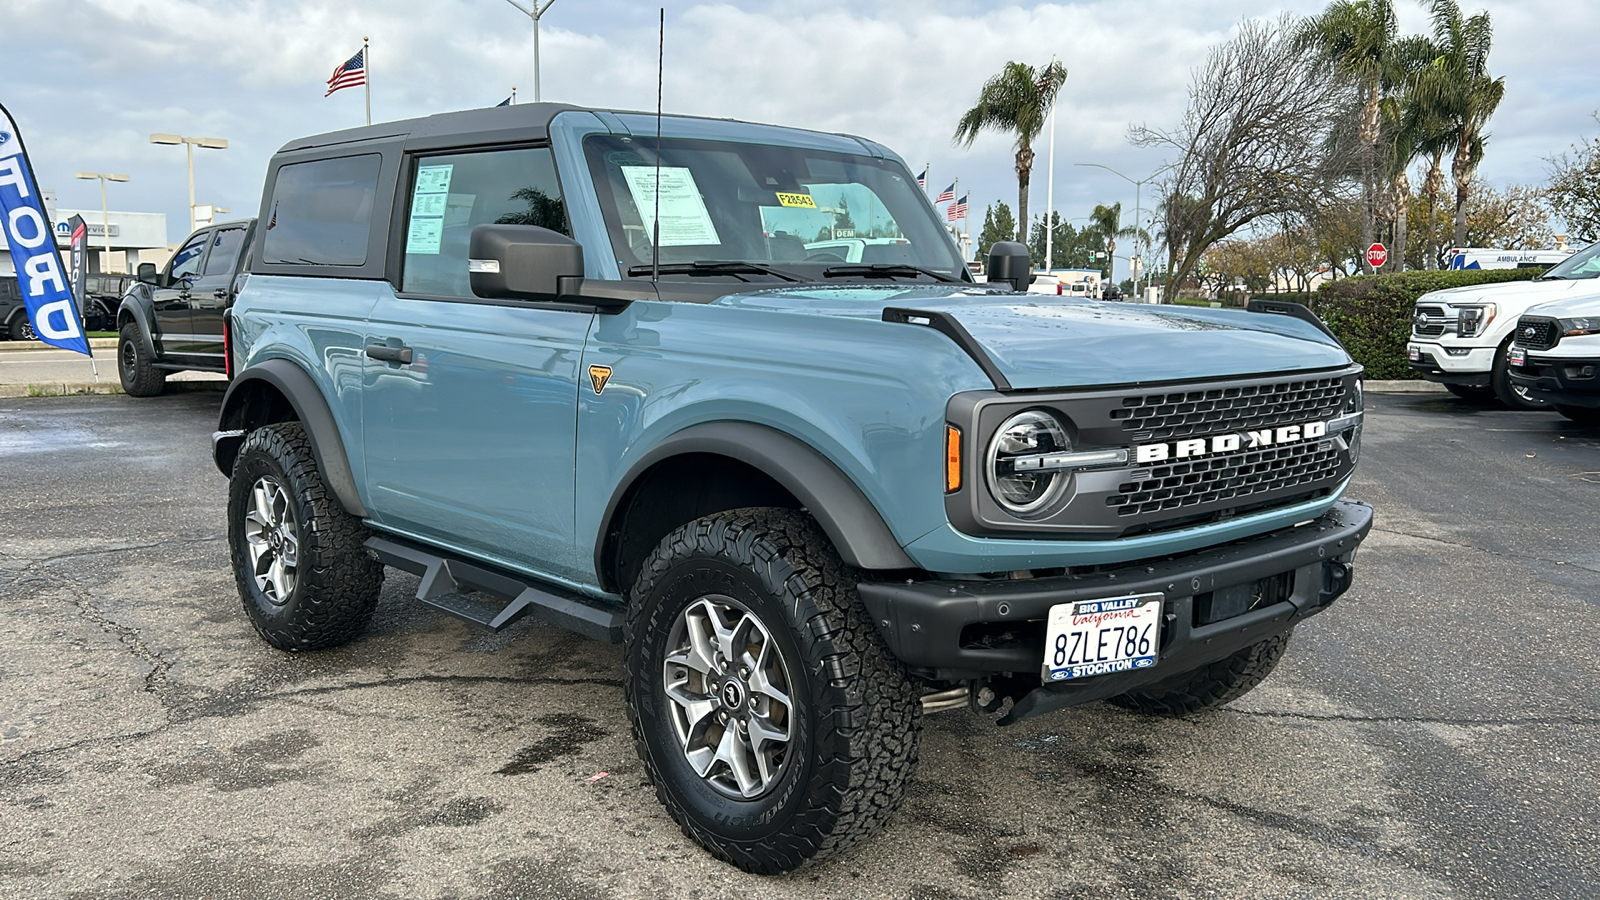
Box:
(1075, 162), (1171, 300)
(149, 133), (228, 232)
(74, 171), (129, 273)
(504, 0), (557, 102)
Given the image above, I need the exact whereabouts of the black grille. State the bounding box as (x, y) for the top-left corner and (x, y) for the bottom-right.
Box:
(1110, 377), (1347, 441)
(1413, 305), (1449, 337)
(1517, 316), (1561, 351)
(1107, 440), (1341, 518)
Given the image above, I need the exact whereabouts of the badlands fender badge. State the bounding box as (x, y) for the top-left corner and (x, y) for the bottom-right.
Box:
(1135, 421), (1330, 464)
(588, 365), (613, 395)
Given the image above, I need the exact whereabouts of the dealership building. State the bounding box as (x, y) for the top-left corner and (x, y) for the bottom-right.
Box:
(0, 191), (170, 278)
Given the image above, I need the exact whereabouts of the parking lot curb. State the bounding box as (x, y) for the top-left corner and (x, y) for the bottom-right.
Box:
(0, 338), (120, 353)
(1364, 380), (1445, 393)
(0, 380), (226, 399)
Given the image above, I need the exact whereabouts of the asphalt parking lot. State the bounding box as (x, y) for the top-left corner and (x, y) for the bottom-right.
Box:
(2, 391), (1597, 899)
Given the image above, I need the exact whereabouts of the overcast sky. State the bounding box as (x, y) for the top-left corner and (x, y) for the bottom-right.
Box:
(4, 0), (1596, 277)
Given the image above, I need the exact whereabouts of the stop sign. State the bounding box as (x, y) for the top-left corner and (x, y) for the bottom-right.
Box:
(1366, 242), (1389, 269)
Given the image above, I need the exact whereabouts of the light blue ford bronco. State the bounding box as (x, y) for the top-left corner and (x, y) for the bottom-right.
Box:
(212, 103), (1372, 873)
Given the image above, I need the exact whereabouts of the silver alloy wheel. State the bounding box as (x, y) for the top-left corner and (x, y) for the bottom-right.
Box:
(17, 319), (36, 341)
(243, 476), (300, 605)
(662, 594), (795, 800)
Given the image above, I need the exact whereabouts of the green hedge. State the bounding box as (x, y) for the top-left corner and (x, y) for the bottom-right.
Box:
(1310, 268), (1546, 379)
(1249, 291), (1316, 306)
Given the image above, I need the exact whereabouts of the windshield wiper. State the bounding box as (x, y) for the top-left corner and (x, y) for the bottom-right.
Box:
(625, 260), (804, 282)
(821, 264), (960, 283)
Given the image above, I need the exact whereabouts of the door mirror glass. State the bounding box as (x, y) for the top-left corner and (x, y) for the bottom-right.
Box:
(137, 262), (158, 284)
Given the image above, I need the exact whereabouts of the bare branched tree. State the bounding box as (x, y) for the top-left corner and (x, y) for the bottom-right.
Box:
(1132, 16), (1357, 298)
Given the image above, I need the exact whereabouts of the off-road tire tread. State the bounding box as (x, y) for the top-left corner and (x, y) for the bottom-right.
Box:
(625, 508), (920, 874)
(1108, 631), (1291, 717)
(228, 422), (382, 651)
(118, 322), (166, 397)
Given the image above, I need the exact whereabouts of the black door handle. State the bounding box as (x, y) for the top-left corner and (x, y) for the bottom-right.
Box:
(365, 343), (414, 364)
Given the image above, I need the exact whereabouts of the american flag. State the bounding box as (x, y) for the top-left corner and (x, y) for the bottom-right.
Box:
(934, 182), (956, 204)
(325, 48), (367, 97)
(916, 167), (927, 189)
(946, 193), (969, 222)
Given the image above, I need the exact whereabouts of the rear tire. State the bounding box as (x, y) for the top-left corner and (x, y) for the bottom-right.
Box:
(625, 508), (920, 874)
(117, 321), (166, 397)
(1492, 341), (1546, 410)
(1108, 631), (1291, 717)
(1556, 405), (1600, 426)
(227, 422), (382, 650)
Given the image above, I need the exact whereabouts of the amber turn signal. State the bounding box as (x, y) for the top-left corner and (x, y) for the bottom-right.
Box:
(945, 425), (961, 493)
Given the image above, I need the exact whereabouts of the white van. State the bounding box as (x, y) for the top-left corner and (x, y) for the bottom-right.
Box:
(1446, 247), (1574, 271)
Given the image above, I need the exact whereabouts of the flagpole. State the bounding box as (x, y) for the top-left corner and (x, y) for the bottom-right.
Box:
(924, 161), (929, 197)
(1045, 55), (1056, 274)
(512, 85), (517, 105)
(363, 37), (371, 126)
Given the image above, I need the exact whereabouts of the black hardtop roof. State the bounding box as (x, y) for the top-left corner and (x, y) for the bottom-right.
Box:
(272, 103), (856, 155)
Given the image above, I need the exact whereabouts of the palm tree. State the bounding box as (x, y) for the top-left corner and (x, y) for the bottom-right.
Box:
(1088, 202), (1144, 282)
(953, 60), (1068, 244)
(1296, 0), (1402, 273)
(1415, 0), (1505, 249)
(1378, 34), (1442, 271)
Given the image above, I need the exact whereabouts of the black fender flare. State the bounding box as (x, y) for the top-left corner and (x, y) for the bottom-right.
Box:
(213, 358), (367, 518)
(114, 292), (159, 360)
(598, 421), (916, 580)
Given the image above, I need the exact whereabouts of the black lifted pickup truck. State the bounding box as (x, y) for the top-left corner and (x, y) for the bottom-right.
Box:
(116, 219), (255, 395)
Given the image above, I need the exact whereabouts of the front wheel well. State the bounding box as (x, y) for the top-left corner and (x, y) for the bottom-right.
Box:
(600, 453), (803, 595)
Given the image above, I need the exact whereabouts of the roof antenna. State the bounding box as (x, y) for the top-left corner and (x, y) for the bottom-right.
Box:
(651, 7), (663, 284)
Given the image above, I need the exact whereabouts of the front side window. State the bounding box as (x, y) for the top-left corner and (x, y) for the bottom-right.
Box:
(1541, 242), (1600, 280)
(203, 226), (246, 276)
(582, 134), (963, 282)
(261, 154), (381, 267)
(169, 233), (209, 281)
(401, 146), (568, 298)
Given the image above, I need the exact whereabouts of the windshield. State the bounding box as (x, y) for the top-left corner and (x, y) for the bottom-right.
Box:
(1541, 242), (1600, 279)
(583, 134), (966, 282)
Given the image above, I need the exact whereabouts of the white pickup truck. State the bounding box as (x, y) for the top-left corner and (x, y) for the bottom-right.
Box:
(1408, 242), (1600, 408)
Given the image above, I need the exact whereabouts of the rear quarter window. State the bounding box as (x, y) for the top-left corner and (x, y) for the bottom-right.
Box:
(262, 155), (382, 267)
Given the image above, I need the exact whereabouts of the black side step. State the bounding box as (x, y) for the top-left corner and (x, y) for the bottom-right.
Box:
(365, 535), (623, 643)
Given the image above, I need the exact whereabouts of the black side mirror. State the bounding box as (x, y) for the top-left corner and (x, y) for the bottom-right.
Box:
(137, 262), (158, 285)
(985, 241), (1031, 293)
(468, 224), (583, 301)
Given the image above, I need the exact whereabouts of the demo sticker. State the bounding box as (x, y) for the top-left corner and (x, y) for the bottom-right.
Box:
(775, 192), (816, 209)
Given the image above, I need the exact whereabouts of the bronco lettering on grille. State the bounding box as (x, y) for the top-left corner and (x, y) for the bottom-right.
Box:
(1135, 420), (1329, 463)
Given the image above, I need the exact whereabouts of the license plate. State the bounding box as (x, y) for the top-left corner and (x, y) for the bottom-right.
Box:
(1043, 593), (1163, 682)
(1510, 346), (1526, 365)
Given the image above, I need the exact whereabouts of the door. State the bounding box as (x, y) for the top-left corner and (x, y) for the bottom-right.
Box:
(151, 230), (208, 353)
(187, 223), (248, 363)
(361, 145), (591, 581)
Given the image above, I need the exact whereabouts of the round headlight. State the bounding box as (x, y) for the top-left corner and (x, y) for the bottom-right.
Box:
(987, 410), (1071, 517)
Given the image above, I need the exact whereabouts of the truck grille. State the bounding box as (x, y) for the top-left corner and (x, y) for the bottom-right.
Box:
(1110, 376), (1347, 441)
(1413, 305), (1450, 337)
(1106, 440), (1342, 518)
(1516, 316), (1561, 351)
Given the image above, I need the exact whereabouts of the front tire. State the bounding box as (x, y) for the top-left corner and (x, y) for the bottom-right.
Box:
(625, 509), (920, 874)
(1108, 631), (1291, 717)
(1492, 341), (1546, 410)
(227, 422), (382, 650)
(117, 321), (166, 397)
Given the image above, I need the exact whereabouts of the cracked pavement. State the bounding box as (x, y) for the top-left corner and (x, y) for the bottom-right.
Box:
(1, 392), (1597, 899)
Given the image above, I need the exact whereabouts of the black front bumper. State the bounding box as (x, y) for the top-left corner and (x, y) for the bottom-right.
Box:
(1410, 352), (1491, 388)
(857, 500), (1373, 720)
(1510, 355), (1600, 407)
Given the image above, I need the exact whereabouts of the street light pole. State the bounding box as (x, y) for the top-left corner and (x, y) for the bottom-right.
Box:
(148, 132), (228, 232)
(504, 0), (557, 102)
(1075, 162), (1172, 301)
(74, 171), (130, 273)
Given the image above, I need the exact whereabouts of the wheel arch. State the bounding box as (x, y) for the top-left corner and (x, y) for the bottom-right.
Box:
(596, 422), (916, 595)
(213, 358), (367, 517)
(115, 293), (159, 359)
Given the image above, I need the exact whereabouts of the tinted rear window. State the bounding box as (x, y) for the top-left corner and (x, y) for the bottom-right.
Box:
(262, 155), (381, 267)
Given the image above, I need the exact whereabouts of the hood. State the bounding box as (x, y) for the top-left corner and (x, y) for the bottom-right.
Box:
(714, 286), (1351, 390)
(1525, 291), (1600, 319)
(1418, 278), (1594, 305)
